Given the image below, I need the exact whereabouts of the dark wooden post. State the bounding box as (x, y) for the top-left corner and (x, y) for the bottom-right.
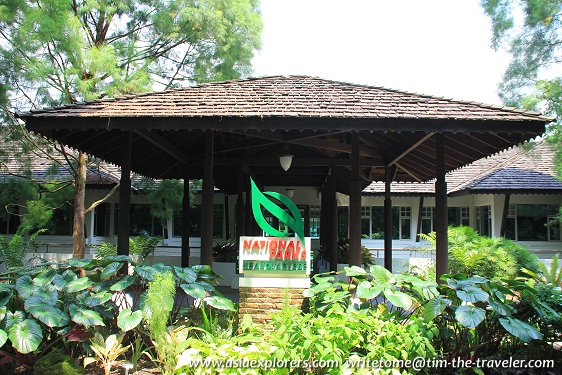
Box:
(117, 132), (132, 256)
(435, 133), (448, 281)
(236, 167), (244, 245)
(200, 131), (214, 265)
(319, 185), (328, 250)
(244, 174), (252, 235)
(384, 165), (393, 271)
(327, 173), (338, 271)
(416, 196), (425, 242)
(500, 194), (511, 237)
(181, 167), (191, 267)
(349, 132), (362, 266)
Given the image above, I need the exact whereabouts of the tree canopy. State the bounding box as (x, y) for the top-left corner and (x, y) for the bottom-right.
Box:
(481, 0), (562, 175)
(0, 0), (262, 254)
(0, 0), (262, 110)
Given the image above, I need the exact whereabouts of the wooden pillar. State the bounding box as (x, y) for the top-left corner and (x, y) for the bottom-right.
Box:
(200, 131), (214, 265)
(236, 167), (244, 245)
(181, 167), (190, 267)
(327, 173), (338, 272)
(349, 132), (362, 266)
(500, 193), (511, 237)
(384, 165), (393, 271)
(319, 185), (328, 250)
(118, 132), (132, 257)
(435, 133), (448, 281)
(416, 196), (425, 242)
(244, 174), (252, 235)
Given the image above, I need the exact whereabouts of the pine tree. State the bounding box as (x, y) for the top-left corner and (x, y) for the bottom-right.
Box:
(0, 0), (262, 257)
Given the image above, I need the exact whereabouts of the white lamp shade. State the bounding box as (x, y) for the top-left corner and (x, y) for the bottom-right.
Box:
(285, 188), (295, 198)
(279, 154), (293, 171)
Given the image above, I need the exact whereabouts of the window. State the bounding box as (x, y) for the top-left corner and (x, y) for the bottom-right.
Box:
(309, 206), (320, 238)
(115, 204), (164, 237)
(363, 206), (409, 240)
(361, 206), (371, 237)
(400, 207), (411, 240)
(505, 204), (560, 241)
(94, 203), (111, 236)
(475, 206), (492, 237)
(337, 206), (348, 238)
(448, 207), (470, 227)
(548, 205), (560, 241)
(421, 207), (433, 235)
(173, 204), (202, 237)
(172, 204), (224, 239)
(213, 204), (224, 238)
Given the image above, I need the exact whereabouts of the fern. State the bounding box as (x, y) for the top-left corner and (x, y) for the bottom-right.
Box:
(0, 229), (43, 270)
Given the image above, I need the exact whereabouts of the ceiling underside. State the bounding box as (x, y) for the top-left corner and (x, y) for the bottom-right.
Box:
(25, 116), (545, 195)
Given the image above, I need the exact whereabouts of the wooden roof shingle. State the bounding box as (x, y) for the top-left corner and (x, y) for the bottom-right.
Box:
(18, 75), (552, 122)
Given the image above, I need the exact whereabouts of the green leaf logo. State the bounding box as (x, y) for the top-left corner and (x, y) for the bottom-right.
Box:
(250, 178), (305, 247)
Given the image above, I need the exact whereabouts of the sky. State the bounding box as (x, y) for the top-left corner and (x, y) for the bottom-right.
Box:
(251, 0), (510, 105)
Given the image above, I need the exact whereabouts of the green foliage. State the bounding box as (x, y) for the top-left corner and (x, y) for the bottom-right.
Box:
(147, 180), (183, 231)
(523, 254), (562, 286)
(481, 0), (562, 176)
(420, 226), (539, 279)
(0, 0), (262, 108)
(266, 305), (436, 374)
(305, 266), (558, 362)
(146, 272), (176, 340)
(176, 325), (272, 375)
(84, 333), (129, 375)
(0, 229), (42, 269)
(93, 234), (162, 262)
(145, 271), (180, 375)
(0, 256), (232, 366)
(319, 238), (374, 267)
(33, 351), (84, 375)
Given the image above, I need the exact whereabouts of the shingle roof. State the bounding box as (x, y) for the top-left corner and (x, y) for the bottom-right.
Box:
(363, 141), (562, 195)
(0, 135), (120, 186)
(19, 75), (552, 122)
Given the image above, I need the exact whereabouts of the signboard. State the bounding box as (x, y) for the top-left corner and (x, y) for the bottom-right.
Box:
(239, 236), (311, 276)
(238, 178), (311, 277)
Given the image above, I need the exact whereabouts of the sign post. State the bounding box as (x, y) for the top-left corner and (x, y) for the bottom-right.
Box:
(238, 180), (311, 324)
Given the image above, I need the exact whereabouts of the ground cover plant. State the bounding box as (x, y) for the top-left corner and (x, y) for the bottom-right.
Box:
(0, 254), (235, 373)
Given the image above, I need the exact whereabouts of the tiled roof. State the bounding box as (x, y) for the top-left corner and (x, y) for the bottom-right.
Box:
(0, 135), (120, 186)
(20, 75), (551, 122)
(363, 141), (562, 195)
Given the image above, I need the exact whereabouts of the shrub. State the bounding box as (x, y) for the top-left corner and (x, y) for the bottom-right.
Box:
(0, 256), (233, 370)
(93, 234), (162, 263)
(0, 230), (43, 270)
(420, 226), (539, 279)
(305, 266), (557, 362)
(267, 304), (436, 374)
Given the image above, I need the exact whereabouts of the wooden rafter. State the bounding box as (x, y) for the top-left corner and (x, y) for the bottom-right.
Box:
(134, 130), (189, 165)
(388, 132), (436, 166)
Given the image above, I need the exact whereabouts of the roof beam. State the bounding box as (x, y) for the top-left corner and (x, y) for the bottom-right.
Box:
(396, 162), (424, 182)
(134, 130), (189, 165)
(388, 132), (436, 166)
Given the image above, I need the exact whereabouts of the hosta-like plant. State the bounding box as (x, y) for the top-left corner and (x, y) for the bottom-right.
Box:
(0, 255), (235, 363)
(305, 267), (558, 361)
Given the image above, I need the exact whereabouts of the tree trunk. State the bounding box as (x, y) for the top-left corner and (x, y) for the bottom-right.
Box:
(72, 152), (87, 259)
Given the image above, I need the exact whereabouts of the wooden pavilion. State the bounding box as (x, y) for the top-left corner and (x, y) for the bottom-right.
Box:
(17, 75), (552, 280)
